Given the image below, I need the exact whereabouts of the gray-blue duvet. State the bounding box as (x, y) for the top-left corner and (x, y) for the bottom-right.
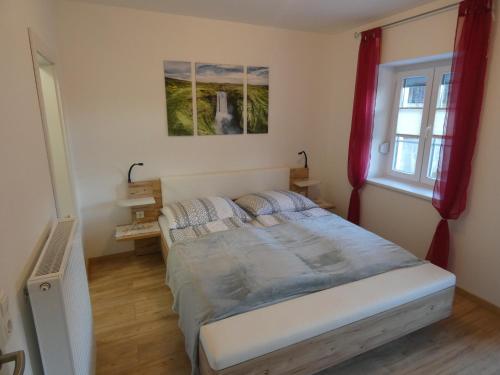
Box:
(166, 214), (424, 373)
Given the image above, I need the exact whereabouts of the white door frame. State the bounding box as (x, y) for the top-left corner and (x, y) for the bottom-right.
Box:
(28, 28), (77, 218)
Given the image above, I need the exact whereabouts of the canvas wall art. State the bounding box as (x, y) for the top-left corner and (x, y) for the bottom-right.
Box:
(164, 61), (193, 136)
(247, 66), (269, 134)
(196, 63), (244, 135)
(164, 61), (269, 136)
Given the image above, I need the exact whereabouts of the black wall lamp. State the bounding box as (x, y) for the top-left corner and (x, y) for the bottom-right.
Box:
(128, 162), (144, 183)
(298, 151), (308, 169)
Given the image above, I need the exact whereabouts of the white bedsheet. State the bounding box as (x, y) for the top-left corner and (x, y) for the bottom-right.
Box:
(200, 262), (455, 371)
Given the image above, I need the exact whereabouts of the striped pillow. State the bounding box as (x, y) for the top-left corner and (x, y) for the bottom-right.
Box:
(169, 217), (248, 244)
(162, 196), (251, 230)
(257, 208), (331, 227)
(235, 190), (318, 216)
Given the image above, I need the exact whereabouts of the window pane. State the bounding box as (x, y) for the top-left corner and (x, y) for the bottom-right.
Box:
(433, 72), (451, 136)
(427, 137), (443, 180)
(436, 72), (451, 109)
(433, 109), (446, 136)
(393, 136), (419, 175)
(396, 108), (423, 135)
(400, 76), (426, 108)
(396, 76), (426, 136)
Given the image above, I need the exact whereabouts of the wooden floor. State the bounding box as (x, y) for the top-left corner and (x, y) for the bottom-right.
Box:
(89, 252), (500, 375)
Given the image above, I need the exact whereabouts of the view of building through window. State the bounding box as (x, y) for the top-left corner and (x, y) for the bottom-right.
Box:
(393, 76), (427, 175)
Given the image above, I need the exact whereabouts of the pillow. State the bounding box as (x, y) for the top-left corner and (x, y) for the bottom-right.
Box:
(168, 217), (248, 244)
(161, 196), (251, 230)
(256, 207), (331, 227)
(235, 190), (318, 216)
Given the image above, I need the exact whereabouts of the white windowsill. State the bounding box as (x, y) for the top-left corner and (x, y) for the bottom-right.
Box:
(366, 176), (433, 201)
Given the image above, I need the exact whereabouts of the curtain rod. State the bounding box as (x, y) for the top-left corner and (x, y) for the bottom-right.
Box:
(354, 2), (460, 38)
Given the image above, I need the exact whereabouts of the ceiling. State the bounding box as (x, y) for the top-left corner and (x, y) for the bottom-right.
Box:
(71, 0), (438, 33)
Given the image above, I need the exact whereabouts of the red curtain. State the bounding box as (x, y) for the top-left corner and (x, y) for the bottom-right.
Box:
(426, 0), (493, 269)
(347, 28), (382, 224)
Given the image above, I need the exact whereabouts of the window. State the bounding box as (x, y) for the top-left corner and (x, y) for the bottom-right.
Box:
(389, 65), (451, 185)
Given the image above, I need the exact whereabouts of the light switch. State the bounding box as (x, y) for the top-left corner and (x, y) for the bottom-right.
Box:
(0, 289), (12, 349)
(379, 142), (390, 155)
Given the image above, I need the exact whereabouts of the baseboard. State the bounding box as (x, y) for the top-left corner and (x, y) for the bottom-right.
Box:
(456, 287), (500, 315)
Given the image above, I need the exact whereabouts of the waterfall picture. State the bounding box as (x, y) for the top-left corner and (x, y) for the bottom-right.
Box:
(164, 61), (194, 136)
(164, 61), (270, 136)
(247, 66), (269, 134)
(196, 63), (244, 135)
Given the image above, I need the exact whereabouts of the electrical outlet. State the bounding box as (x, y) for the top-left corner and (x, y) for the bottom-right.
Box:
(0, 289), (12, 349)
(136, 211), (145, 220)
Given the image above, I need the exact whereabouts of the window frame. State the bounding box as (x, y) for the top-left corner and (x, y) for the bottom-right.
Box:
(420, 65), (452, 185)
(386, 68), (435, 183)
(386, 64), (452, 186)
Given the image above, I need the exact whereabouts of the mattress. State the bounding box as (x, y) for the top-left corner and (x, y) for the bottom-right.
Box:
(159, 215), (173, 247)
(199, 262), (455, 371)
(169, 213), (426, 370)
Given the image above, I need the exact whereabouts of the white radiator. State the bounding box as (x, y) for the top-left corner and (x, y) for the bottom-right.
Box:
(28, 218), (95, 375)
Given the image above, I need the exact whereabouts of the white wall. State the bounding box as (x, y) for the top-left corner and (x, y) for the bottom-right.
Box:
(0, 0), (60, 373)
(57, 1), (331, 258)
(319, 0), (500, 307)
(57, 0), (500, 308)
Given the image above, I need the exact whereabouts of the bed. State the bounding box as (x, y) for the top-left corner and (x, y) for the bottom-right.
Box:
(158, 167), (456, 375)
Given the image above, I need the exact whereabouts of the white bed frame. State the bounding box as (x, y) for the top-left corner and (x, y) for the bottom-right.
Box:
(159, 167), (290, 263)
(158, 167), (455, 375)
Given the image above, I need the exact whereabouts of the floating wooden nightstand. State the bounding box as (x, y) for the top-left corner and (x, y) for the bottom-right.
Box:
(115, 221), (161, 255)
(292, 179), (321, 189)
(115, 222), (161, 241)
(117, 197), (156, 208)
(116, 179), (163, 256)
(314, 199), (336, 211)
(290, 167), (312, 197)
(290, 167), (335, 211)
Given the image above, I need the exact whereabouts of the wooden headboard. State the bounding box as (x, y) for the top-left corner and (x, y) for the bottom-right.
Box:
(289, 167), (309, 195)
(127, 179), (163, 223)
(160, 167), (290, 205)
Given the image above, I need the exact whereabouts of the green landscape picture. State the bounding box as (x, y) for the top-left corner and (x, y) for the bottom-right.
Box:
(164, 61), (193, 136)
(164, 62), (269, 136)
(247, 66), (269, 134)
(196, 64), (244, 135)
